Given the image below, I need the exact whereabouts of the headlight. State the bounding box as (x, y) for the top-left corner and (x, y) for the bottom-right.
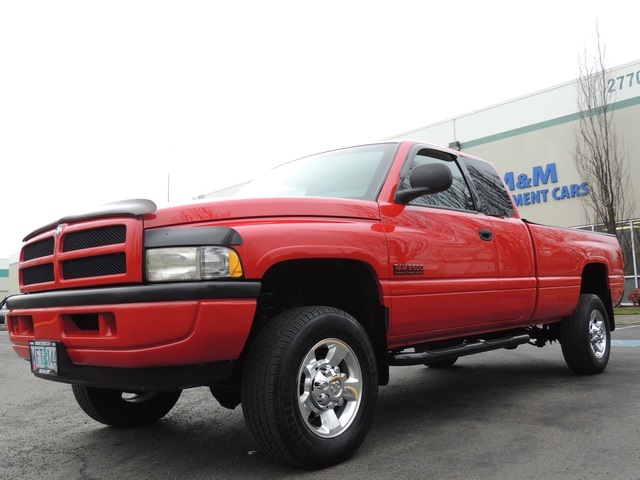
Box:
(146, 246), (243, 282)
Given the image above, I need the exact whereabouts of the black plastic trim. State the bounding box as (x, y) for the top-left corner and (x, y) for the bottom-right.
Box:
(390, 334), (531, 366)
(24, 198), (157, 241)
(145, 226), (243, 248)
(32, 360), (235, 391)
(6, 281), (261, 310)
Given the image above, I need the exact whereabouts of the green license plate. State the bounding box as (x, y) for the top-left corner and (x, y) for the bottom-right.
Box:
(29, 340), (60, 376)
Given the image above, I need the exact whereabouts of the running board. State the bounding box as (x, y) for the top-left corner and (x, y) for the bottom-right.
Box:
(389, 334), (531, 366)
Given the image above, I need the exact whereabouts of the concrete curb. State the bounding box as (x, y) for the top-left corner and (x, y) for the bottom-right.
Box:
(614, 314), (640, 327)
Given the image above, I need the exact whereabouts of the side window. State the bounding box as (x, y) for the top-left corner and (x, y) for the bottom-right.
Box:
(401, 153), (474, 211)
(462, 157), (515, 217)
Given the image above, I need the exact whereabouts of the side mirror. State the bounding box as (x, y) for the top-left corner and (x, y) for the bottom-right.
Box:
(394, 163), (453, 204)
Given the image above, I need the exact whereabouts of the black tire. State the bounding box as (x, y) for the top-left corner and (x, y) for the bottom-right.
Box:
(241, 306), (378, 469)
(72, 386), (182, 428)
(560, 294), (611, 375)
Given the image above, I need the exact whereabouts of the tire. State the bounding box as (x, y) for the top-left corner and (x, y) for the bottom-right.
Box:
(72, 386), (182, 428)
(241, 306), (378, 469)
(560, 294), (611, 375)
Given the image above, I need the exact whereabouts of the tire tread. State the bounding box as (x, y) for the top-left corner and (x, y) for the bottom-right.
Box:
(560, 294), (610, 375)
(72, 385), (181, 428)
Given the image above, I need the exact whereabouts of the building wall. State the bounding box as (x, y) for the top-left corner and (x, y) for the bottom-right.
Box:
(8, 254), (19, 297)
(0, 258), (8, 300)
(467, 121), (586, 227)
(465, 104), (640, 228)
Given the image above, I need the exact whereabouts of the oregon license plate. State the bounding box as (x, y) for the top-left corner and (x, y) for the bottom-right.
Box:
(29, 340), (60, 375)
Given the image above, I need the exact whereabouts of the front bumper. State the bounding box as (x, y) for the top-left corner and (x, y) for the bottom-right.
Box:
(7, 282), (261, 387)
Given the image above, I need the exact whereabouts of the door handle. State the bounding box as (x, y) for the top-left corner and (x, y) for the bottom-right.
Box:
(478, 228), (493, 241)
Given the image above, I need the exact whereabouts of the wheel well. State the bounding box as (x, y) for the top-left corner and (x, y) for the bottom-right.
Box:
(581, 263), (615, 331)
(254, 259), (389, 385)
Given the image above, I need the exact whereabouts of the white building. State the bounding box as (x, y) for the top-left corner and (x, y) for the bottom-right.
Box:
(0, 257), (8, 300)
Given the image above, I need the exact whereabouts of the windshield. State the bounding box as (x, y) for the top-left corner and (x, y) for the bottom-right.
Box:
(234, 143), (397, 201)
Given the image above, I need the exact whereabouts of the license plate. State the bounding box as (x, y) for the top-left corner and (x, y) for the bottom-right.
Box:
(29, 340), (60, 376)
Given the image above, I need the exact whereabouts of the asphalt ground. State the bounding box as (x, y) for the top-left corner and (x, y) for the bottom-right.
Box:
(1, 317), (640, 479)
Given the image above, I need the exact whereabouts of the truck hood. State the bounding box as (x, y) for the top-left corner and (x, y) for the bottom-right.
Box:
(144, 196), (382, 229)
(23, 197), (382, 241)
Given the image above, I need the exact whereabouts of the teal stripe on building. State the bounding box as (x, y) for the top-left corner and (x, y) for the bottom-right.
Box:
(461, 96), (640, 149)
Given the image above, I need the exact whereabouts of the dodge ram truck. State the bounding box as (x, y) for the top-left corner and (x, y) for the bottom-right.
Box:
(5, 140), (625, 468)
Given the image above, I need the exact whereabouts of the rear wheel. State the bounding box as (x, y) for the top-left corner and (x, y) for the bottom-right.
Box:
(72, 386), (182, 427)
(241, 306), (378, 469)
(560, 294), (611, 374)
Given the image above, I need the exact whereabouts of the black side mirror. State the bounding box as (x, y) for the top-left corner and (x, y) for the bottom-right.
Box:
(394, 163), (453, 204)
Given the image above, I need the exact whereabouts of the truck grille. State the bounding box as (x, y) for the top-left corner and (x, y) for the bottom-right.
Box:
(62, 253), (127, 279)
(22, 263), (55, 285)
(63, 225), (127, 252)
(23, 238), (55, 261)
(20, 219), (143, 292)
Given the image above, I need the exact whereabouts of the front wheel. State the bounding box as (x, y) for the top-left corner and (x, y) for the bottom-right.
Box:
(241, 306), (378, 469)
(72, 386), (182, 428)
(560, 294), (611, 375)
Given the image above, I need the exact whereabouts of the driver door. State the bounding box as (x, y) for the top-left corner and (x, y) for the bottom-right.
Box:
(382, 148), (499, 344)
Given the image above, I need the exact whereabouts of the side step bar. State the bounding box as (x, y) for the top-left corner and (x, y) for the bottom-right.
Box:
(389, 334), (531, 366)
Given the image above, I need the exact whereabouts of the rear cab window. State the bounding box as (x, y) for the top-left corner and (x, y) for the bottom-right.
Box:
(400, 148), (475, 211)
(460, 157), (515, 217)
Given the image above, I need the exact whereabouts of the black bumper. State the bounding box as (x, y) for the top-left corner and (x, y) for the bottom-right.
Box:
(32, 360), (236, 392)
(7, 281), (262, 310)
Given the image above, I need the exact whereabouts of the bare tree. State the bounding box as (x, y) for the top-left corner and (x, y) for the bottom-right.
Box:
(574, 24), (635, 242)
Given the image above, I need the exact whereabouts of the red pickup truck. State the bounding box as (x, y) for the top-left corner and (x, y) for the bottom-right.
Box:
(6, 140), (625, 468)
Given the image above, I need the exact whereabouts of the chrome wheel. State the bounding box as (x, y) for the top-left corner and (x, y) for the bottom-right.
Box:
(588, 310), (607, 359)
(298, 338), (362, 438)
(241, 306), (378, 468)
